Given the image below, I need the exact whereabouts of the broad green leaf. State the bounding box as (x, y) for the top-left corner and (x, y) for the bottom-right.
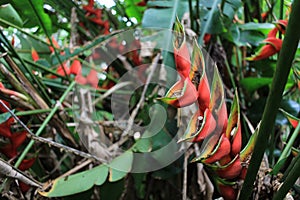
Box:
(142, 1), (188, 29)
(0, 4), (23, 27)
(11, 0), (52, 34)
(125, 0), (145, 22)
(39, 165), (109, 197)
(239, 30), (265, 46)
(238, 23), (275, 32)
(132, 138), (152, 152)
(223, 0), (242, 20)
(240, 77), (272, 93)
(109, 151), (133, 182)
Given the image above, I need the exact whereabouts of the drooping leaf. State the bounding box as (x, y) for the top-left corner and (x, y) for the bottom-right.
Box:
(39, 165), (109, 197)
(109, 151), (133, 182)
(141, 1), (188, 29)
(240, 77), (272, 93)
(11, 0), (52, 34)
(0, 4), (23, 27)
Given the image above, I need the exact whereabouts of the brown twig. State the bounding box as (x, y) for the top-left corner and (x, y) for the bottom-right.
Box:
(121, 53), (161, 137)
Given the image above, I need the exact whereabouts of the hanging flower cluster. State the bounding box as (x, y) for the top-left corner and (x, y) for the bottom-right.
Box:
(0, 83), (35, 192)
(159, 19), (257, 200)
(31, 38), (99, 88)
(81, 0), (110, 35)
(247, 19), (288, 61)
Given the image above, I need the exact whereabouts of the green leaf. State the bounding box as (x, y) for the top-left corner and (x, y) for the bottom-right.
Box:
(109, 151), (133, 182)
(240, 77), (272, 93)
(0, 111), (12, 124)
(0, 4), (23, 27)
(142, 1), (188, 29)
(223, 0), (242, 20)
(39, 165), (109, 197)
(11, 0), (52, 34)
(238, 23), (275, 32)
(125, 0), (145, 22)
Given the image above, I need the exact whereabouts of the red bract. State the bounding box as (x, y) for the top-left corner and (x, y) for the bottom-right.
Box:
(201, 134), (231, 164)
(0, 117), (14, 137)
(19, 158), (36, 171)
(70, 59), (82, 75)
(203, 33), (211, 45)
(158, 78), (198, 108)
(31, 48), (39, 62)
(136, 0), (147, 6)
(86, 69), (99, 88)
(216, 155), (242, 179)
(56, 64), (70, 77)
(47, 37), (60, 53)
(246, 37), (282, 61)
(173, 18), (191, 78)
(275, 19), (288, 34)
(75, 74), (88, 85)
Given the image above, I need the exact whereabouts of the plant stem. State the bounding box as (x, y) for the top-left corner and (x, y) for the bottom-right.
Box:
(273, 153), (300, 200)
(27, 0), (70, 81)
(239, 0), (300, 199)
(272, 122), (300, 174)
(14, 81), (76, 168)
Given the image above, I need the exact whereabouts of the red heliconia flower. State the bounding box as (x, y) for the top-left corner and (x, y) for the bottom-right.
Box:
(261, 11), (269, 21)
(0, 100), (10, 113)
(75, 74), (88, 85)
(86, 69), (99, 88)
(203, 33), (211, 45)
(47, 36), (60, 53)
(216, 180), (238, 200)
(0, 117), (14, 138)
(1, 144), (18, 158)
(158, 78), (198, 108)
(275, 19), (288, 34)
(83, 0), (95, 13)
(174, 41), (191, 78)
(56, 64), (70, 77)
(200, 134), (231, 164)
(11, 36), (15, 47)
(31, 48), (39, 62)
(246, 37), (283, 61)
(216, 155), (242, 179)
(10, 131), (27, 149)
(267, 27), (279, 38)
(180, 108), (217, 143)
(19, 158), (36, 171)
(70, 59), (82, 75)
(137, 0), (147, 6)
(173, 17), (191, 78)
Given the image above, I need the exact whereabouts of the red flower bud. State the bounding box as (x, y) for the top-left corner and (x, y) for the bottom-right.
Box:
(70, 59), (82, 75)
(158, 78), (198, 108)
(86, 69), (99, 88)
(31, 48), (39, 62)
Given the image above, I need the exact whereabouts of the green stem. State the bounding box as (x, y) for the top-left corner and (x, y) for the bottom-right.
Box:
(188, 0), (194, 30)
(27, 0), (70, 81)
(0, 31), (52, 104)
(14, 81), (76, 168)
(0, 18), (50, 47)
(273, 153), (300, 200)
(239, 0), (300, 199)
(16, 107), (73, 116)
(272, 122), (300, 174)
